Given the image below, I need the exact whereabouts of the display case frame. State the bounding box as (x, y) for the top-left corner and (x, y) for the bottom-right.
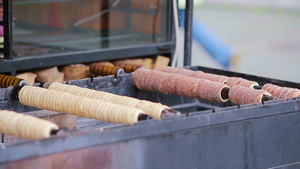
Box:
(0, 0), (175, 75)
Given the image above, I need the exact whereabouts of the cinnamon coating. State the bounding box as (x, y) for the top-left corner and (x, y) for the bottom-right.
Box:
(155, 66), (179, 74)
(228, 85), (272, 105)
(189, 80), (200, 98)
(176, 68), (196, 77)
(156, 66), (203, 77)
(287, 89), (300, 99)
(193, 72), (229, 84)
(155, 66), (259, 88)
(192, 71), (205, 79)
(262, 83), (300, 100)
(134, 69), (229, 103)
(225, 77), (258, 88)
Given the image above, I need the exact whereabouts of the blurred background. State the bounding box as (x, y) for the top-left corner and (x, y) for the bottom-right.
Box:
(177, 0), (300, 83)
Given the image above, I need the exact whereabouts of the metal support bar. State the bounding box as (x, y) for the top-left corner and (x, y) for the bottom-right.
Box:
(3, 0), (13, 60)
(183, 0), (193, 66)
(125, 0), (132, 33)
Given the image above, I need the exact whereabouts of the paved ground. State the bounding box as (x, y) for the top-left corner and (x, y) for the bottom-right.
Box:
(177, 0), (300, 83)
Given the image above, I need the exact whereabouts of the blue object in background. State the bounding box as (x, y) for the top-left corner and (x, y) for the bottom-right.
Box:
(179, 10), (233, 69)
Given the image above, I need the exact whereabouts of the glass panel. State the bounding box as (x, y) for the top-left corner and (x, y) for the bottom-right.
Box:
(12, 0), (169, 58)
(0, 0), (3, 59)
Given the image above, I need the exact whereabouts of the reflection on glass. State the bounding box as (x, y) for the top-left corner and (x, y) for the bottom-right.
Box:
(0, 0), (3, 58)
(0, 0), (3, 36)
(12, 0), (168, 58)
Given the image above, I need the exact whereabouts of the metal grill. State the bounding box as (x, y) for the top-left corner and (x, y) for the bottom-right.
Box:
(0, 66), (299, 168)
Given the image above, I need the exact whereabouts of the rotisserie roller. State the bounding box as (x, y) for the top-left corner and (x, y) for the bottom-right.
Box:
(262, 83), (300, 100)
(133, 68), (230, 103)
(114, 61), (144, 73)
(0, 110), (59, 140)
(0, 74), (27, 88)
(228, 85), (272, 105)
(155, 66), (259, 88)
(89, 63), (124, 77)
(15, 86), (151, 125)
(48, 82), (179, 120)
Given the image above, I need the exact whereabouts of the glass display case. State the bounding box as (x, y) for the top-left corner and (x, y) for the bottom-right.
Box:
(0, 0), (175, 75)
